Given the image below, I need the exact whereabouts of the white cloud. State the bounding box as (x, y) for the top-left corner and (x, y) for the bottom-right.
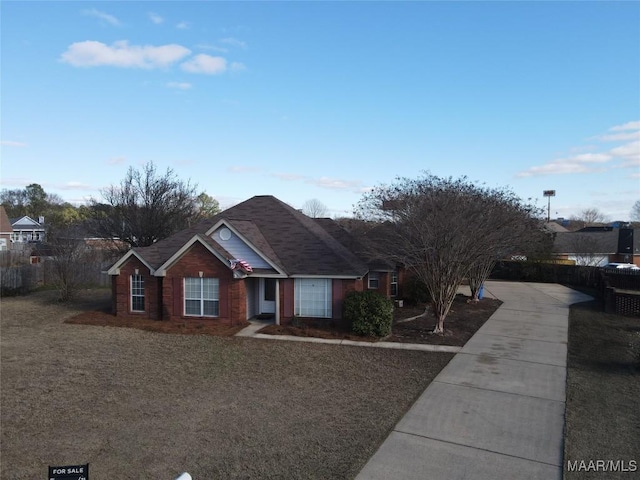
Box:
(167, 82), (192, 90)
(220, 37), (247, 49)
(610, 121), (640, 131)
(180, 54), (227, 74)
(148, 12), (164, 24)
(609, 140), (640, 159)
(60, 40), (191, 69)
(108, 156), (126, 165)
(598, 131), (640, 142)
(517, 121), (640, 178)
(598, 121), (640, 141)
(272, 173), (306, 181)
(176, 21), (190, 30)
(570, 153), (612, 163)
(1, 140), (27, 147)
(60, 182), (92, 190)
(82, 9), (121, 27)
(272, 172), (367, 193)
(517, 162), (604, 177)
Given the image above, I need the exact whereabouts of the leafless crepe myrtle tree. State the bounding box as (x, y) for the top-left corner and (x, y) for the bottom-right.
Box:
(357, 173), (547, 333)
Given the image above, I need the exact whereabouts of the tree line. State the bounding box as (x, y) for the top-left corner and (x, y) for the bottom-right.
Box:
(1, 162), (221, 250)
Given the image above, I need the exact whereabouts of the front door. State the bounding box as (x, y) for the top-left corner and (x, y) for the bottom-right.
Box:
(260, 278), (276, 314)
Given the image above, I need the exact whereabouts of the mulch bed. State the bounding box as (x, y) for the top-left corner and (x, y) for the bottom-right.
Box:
(259, 294), (503, 347)
(65, 310), (248, 336)
(64, 292), (502, 346)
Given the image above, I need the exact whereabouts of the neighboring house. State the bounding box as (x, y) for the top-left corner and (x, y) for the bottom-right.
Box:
(544, 221), (569, 233)
(108, 195), (399, 325)
(0, 206), (13, 251)
(10, 215), (46, 243)
(553, 227), (639, 266)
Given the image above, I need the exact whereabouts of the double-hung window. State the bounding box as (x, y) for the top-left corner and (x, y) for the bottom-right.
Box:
(368, 272), (380, 289)
(390, 271), (398, 297)
(184, 277), (219, 317)
(294, 278), (332, 318)
(131, 274), (145, 312)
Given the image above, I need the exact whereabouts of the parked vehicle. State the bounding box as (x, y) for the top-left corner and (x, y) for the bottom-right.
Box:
(602, 263), (640, 270)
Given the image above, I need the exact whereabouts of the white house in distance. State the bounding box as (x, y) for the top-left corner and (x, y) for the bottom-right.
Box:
(10, 216), (46, 243)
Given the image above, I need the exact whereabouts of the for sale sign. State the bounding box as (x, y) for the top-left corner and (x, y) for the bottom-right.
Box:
(48, 464), (88, 480)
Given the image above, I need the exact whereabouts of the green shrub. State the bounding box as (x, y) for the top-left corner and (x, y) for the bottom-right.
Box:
(344, 290), (393, 337)
(403, 276), (431, 305)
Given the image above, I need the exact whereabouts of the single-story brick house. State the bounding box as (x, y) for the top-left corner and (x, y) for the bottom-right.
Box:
(108, 195), (401, 325)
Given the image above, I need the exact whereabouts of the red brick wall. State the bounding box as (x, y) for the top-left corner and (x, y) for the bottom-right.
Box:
(112, 256), (160, 320)
(162, 242), (245, 326)
(364, 271), (391, 297)
(278, 278), (362, 325)
(280, 279), (294, 324)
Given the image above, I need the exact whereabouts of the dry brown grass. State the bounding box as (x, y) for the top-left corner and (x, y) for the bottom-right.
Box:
(564, 300), (640, 479)
(1, 289), (453, 479)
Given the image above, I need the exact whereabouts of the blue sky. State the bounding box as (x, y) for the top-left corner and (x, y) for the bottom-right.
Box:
(1, 1), (639, 220)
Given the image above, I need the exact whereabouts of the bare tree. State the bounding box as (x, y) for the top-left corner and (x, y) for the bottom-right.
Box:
(302, 199), (329, 218)
(570, 208), (608, 229)
(357, 174), (546, 333)
(89, 161), (199, 249)
(47, 225), (98, 301)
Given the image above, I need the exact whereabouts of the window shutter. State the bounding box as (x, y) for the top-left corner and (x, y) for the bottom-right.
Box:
(332, 279), (341, 319)
(282, 279), (294, 318)
(219, 275), (229, 318)
(173, 277), (182, 318)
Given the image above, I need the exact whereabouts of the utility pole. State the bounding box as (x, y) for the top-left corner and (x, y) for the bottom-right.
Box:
(543, 190), (556, 222)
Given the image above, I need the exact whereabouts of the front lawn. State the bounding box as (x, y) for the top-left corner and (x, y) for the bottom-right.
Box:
(1, 290), (453, 479)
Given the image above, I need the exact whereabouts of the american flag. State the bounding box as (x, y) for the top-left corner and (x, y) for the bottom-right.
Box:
(230, 259), (253, 273)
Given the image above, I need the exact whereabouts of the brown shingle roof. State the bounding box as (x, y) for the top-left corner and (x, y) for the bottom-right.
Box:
(553, 231), (619, 254)
(0, 207), (13, 233)
(132, 195), (368, 277)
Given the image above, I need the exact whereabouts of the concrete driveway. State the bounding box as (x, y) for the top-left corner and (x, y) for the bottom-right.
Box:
(356, 281), (593, 480)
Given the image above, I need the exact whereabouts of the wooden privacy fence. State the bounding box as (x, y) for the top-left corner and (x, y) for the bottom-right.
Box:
(0, 260), (111, 295)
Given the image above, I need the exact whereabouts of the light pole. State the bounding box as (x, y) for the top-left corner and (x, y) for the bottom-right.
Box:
(543, 190), (556, 222)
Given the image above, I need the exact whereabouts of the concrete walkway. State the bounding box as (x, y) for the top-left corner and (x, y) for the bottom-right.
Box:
(356, 281), (593, 480)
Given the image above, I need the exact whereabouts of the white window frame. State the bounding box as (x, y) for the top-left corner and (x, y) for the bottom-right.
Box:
(294, 278), (332, 318)
(184, 277), (220, 317)
(130, 274), (145, 312)
(368, 272), (380, 289)
(390, 271), (398, 297)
